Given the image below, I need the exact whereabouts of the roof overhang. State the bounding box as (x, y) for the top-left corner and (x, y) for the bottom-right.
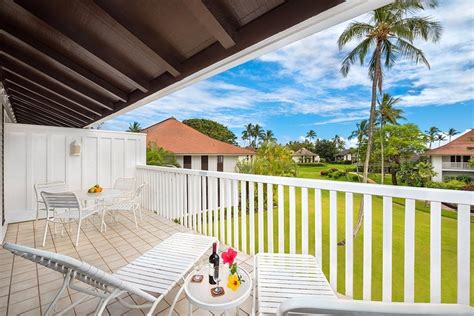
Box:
(0, 0), (392, 128)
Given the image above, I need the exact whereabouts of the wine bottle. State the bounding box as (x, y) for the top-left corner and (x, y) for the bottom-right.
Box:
(209, 242), (219, 284)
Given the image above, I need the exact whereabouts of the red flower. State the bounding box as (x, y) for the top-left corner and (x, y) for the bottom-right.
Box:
(222, 247), (237, 265)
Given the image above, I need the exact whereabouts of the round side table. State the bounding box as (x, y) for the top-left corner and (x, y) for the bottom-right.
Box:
(184, 265), (252, 316)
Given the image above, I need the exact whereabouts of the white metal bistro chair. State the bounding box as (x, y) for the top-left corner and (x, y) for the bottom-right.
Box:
(113, 177), (136, 199)
(253, 253), (336, 315)
(101, 183), (147, 231)
(3, 232), (214, 316)
(277, 297), (474, 315)
(33, 181), (67, 224)
(41, 191), (101, 247)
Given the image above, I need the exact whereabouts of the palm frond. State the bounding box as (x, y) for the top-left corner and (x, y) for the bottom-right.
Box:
(395, 16), (442, 42)
(340, 37), (374, 77)
(396, 38), (431, 68)
(337, 22), (374, 49)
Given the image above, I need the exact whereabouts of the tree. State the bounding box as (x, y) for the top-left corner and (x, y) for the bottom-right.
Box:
(425, 126), (440, 148)
(314, 139), (339, 162)
(236, 141), (297, 177)
(127, 121), (142, 133)
(146, 143), (179, 167)
(338, 0), (441, 238)
(253, 124), (265, 147)
(262, 130), (277, 142)
(376, 93), (404, 184)
(183, 118), (237, 144)
(349, 119), (368, 175)
(446, 128), (459, 142)
(375, 124), (427, 185)
(242, 123), (254, 147)
(398, 160), (437, 187)
(436, 133), (446, 146)
(333, 134), (345, 151)
(306, 130), (317, 141)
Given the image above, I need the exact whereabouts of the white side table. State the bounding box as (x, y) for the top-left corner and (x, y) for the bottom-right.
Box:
(184, 265), (252, 316)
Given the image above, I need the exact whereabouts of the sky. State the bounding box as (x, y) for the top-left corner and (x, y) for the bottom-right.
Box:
(102, 0), (474, 148)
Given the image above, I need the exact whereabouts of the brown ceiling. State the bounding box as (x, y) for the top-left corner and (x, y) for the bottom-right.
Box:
(0, 0), (344, 127)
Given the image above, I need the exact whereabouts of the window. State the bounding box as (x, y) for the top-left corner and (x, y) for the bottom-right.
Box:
(183, 156), (192, 169)
(201, 156), (208, 170)
(217, 155), (224, 172)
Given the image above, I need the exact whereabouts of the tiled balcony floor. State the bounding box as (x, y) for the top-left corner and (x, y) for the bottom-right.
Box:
(0, 212), (254, 316)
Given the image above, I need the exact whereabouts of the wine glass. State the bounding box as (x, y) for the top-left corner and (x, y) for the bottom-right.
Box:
(212, 267), (224, 295)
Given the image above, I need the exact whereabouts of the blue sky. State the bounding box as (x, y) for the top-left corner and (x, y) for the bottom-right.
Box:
(103, 0), (473, 148)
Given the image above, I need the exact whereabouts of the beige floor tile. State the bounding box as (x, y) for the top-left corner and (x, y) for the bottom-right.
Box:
(8, 296), (40, 315)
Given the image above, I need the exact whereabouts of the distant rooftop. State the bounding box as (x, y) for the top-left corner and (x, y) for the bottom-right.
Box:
(143, 117), (254, 155)
(426, 129), (474, 156)
(292, 147), (318, 156)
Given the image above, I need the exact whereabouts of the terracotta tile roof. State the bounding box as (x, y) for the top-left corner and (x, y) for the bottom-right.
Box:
(426, 129), (474, 156)
(143, 117), (255, 155)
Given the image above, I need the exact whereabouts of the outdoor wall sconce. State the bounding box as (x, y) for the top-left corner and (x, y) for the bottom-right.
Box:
(70, 140), (81, 156)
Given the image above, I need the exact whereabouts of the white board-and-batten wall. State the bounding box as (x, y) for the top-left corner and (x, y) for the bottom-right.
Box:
(5, 123), (146, 223)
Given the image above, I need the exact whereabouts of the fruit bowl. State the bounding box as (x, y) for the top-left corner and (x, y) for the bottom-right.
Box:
(88, 184), (103, 193)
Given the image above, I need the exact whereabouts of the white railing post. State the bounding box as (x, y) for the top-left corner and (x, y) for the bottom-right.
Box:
(430, 201), (441, 303)
(278, 185), (284, 253)
(249, 181), (255, 254)
(289, 186), (296, 254)
(457, 204), (470, 305)
(315, 189), (322, 268)
(301, 187), (308, 255)
(404, 199), (415, 303)
(241, 180), (247, 253)
(382, 196), (393, 302)
(258, 182), (264, 253)
(363, 194), (372, 301)
(345, 192), (353, 298)
(233, 179), (239, 249)
(329, 190), (337, 290)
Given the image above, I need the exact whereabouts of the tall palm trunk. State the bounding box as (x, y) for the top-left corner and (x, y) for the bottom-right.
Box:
(379, 122), (385, 184)
(353, 40), (381, 238)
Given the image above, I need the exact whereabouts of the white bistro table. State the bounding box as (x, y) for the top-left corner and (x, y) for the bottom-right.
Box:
(185, 265), (252, 316)
(71, 188), (128, 202)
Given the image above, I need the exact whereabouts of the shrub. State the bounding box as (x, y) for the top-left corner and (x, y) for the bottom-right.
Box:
(146, 142), (180, 167)
(455, 175), (472, 183)
(462, 181), (474, 191)
(427, 180), (466, 190)
(331, 170), (344, 179)
(329, 167), (338, 172)
(320, 170), (328, 176)
(298, 162), (326, 167)
(346, 166), (357, 172)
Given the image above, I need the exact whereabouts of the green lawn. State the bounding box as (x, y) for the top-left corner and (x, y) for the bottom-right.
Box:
(215, 164), (473, 305)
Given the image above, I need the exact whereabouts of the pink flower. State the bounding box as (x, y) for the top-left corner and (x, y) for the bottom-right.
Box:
(222, 247), (237, 265)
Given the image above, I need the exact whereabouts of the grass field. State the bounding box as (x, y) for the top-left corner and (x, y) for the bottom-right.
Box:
(219, 164), (473, 304)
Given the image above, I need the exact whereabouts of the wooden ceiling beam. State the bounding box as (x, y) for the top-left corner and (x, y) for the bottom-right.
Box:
(12, 99), (76, 127)
(184, 0), (236, 49)
(3, 79), (95, 122)
(13, 115), (43, 125)
(1, 62), (104, 117)
(5, 85), (89, 124)
(15, 0), (166, 91)
(12, 107), (62, 126)
(1, 25), (128, 102)
(0, 45), (115, 111)
(9, 95), (83, 127)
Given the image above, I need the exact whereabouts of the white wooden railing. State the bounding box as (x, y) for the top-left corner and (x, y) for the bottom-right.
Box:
(136, 165), (473, 305)
(442, 162), (474, 170)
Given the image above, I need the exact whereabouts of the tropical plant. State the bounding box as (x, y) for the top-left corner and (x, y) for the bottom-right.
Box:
(253, 124), (265, 146)
(436, 133), (446, 146)
(376, 93), (405, 184)
(446, 128), (459, 142)
(242, 123), (254, 147)
(183, 118), (237, 144)
(398, 160), (436, 187)
(425, 126), (440, 148)
(127, 121), (142, 133)
(349, 119), (369, 176)
(262, 130), (277, 142)
(338, 0), (441, 238)
(314, 139), (339, 162)
(333, 134), (345, 151)
(306, 130), (317, 141)
(146, 143), (179, 167)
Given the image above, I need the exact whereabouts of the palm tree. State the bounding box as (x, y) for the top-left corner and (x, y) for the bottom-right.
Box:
(349, 119), (368, 176)
(446, 128), (459, 142)
(338, 0), (441, 239)
(127, 121), (142, 133)
(377, 93), (404, 184)
(262, 130), (277, 142)
(253, 124), (265, 147)
(436, 133), (446, 146)
(242, 123), (254, 147)
(425, 126), (440, 148)
(306, 130), (317, 141)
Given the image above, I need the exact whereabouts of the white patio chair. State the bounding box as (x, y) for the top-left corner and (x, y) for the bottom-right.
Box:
(3, 232), (214, 316)
(253, 253), (336, 315)
(101, 183), (147, 232)
(33, 181), (67, 224)
(113, 177), (136, 197)
(277, 297), (474, 315)
(41, 191), (101, 247)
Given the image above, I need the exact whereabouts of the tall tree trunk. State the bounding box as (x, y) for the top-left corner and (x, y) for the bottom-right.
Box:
(380, 122), (385, 184)
(352, 41), (382, 239)
(391, 168), (398, 185)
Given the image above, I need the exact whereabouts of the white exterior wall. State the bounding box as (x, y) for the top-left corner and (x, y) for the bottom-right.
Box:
(431, 156), (443, 182)
(5, 123), (146, 223)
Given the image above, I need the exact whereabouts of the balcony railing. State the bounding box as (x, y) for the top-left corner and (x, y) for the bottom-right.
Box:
(442, 162), (474, 170)
(136, 165), (473, 305)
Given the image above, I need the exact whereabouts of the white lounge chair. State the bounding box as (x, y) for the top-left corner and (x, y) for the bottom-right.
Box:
(253, 253), (336, 315)
(3, 232), (214, 315)
(277, 297), (474, 315)
(41, 191), (101, 247)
